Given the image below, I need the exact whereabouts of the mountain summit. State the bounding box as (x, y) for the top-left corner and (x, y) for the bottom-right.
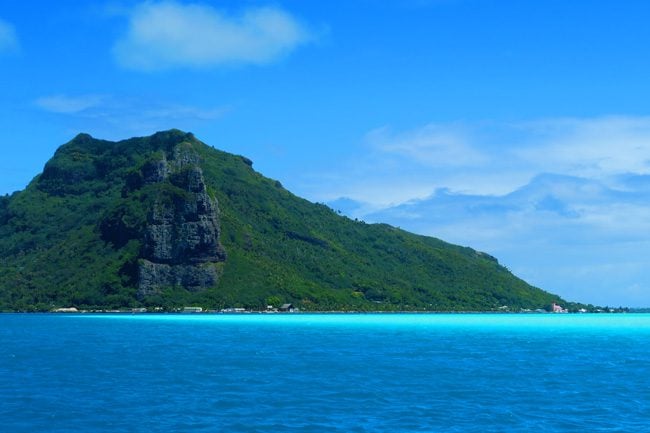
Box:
(0, 130), (570, 311)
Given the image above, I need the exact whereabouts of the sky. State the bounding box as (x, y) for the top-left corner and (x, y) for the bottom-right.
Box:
(2, 0), (650, 306)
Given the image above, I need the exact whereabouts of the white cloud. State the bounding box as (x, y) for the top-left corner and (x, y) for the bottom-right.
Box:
(310, 115), (650, 306)
(35, 93), (226, 119)
(317, 116), (650, 206)
(35, 94), (107, 114)
(354, 173), (650, 306)
(34, 93), (228, 139)
(0, 18), (18, 52)
(113, 1), (312, 70)
(366, 124), (488, 167)
(514, 116), (650, 178)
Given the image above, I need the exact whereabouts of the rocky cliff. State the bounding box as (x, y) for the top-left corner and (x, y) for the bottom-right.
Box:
(136, 144), (226, 298)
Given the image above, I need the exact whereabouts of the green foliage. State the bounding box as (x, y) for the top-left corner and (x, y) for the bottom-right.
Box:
(265, 295), (283, 308)
(0, 130), (578, 312)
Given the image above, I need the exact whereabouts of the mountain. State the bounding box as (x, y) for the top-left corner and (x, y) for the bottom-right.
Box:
(0, 130), (574, 312)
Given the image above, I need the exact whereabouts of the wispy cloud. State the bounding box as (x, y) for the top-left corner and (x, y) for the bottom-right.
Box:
(513, 116), (650, 177)
(0, 18), (19, 52)
(34, 93), (228, 138)
(35, 93), (226, 119)
(366, 124), (488, 167)
(356, 173), (650, 307)
(113, 1), (312, 71)
(314, 115), (650, 306)
(314, 116), (650, 206)
(35, 94), (107, 114)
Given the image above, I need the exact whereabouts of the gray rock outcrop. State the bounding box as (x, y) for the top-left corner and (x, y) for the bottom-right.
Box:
(137, 144), (226, 298)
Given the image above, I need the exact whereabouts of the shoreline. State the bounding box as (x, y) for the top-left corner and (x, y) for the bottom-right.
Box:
(0, 309), (632, 315)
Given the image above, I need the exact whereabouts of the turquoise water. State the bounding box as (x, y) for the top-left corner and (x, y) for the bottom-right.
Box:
(1, 313), (649, 432)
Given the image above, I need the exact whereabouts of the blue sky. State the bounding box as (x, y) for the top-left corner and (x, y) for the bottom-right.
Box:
(2, 0), (650, 306)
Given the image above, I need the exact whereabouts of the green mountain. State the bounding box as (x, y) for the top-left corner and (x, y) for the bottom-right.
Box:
(0, 130), (573, 312)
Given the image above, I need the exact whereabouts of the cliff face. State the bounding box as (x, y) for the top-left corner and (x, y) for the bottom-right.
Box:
(136, 145), (226, 298)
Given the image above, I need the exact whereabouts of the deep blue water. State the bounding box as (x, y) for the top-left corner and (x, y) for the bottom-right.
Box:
(2, 313), (650, 432)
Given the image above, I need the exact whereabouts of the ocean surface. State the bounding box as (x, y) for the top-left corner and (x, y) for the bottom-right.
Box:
(1, 313), (650, 432)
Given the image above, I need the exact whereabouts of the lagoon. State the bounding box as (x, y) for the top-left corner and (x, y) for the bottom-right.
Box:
(1, 313), (649, 432)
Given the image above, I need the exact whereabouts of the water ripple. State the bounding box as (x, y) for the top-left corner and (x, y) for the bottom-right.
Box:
(2, 313), (650, 432)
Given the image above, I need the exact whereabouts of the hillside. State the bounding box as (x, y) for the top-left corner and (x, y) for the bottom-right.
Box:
(0, 130), (574, 312)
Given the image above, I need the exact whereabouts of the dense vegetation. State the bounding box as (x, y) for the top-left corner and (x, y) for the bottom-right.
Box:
(0, 130), (582, 312)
